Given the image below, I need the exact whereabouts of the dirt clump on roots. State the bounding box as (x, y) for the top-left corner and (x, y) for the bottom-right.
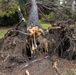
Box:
(0, 21), (76, 75)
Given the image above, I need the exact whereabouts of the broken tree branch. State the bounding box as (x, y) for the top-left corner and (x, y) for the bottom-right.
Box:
(9, 30), (29, 36)
(18, 6), (26, 22)
(38, 7), (50, 22)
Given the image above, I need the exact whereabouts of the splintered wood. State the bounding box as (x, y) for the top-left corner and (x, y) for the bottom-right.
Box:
(26, 26), (49, 55)
(27, 26), (45, 37)
(25, 69), (30, 75)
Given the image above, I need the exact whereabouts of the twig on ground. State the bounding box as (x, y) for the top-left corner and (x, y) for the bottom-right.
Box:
(3, 54), (10, 63)
(20, 58), (43, 70)
(25, 69), (30, 75)
(53, 61), (61, 75)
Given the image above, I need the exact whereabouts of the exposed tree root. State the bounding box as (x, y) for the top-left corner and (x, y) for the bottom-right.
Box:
(0, 0), (76, 75)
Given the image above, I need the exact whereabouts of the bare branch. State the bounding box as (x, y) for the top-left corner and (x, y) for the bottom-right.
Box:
(9, 30), (29, 36)
(18, 6), (26, 22)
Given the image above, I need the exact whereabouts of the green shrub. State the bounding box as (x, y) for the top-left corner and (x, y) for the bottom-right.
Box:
(0, 12), (19, 26)
(48, 12), (54, 21)
(0, 0), (18, 17)
(39, 18), (46, 23)
(0, 0), (19, 26)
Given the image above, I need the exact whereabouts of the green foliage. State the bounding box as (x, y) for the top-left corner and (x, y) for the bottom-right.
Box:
(40, 12), (54, 23)
(0, 12), (19, 26)
(0, 0), (19, 26)
(0, 28), (10, 38)
(41, 23), (51, 29)
(40, 19), (51, 29)
(0, 0), (18, 17)
(39, 18), (46, 23)
(48, 12), (54, 21)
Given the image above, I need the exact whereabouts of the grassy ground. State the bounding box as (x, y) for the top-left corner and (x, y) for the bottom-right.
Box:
(41, 23), (51, 29)
(71, 68), (76, 75)
(0, 23), (51, 39)
(0, 27), (13, 38)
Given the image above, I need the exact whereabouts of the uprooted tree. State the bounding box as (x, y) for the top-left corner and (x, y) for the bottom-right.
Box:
(0, 0), (76, 71)
(0, 0), (76, 75)
(0, 0), (49, 63)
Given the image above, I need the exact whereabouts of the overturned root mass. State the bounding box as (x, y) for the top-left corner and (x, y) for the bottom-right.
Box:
(0, 23), (76, 63)
(0, 22), (76, 75)
(47, 25), (76, 60)
(26, 26), (49, 57)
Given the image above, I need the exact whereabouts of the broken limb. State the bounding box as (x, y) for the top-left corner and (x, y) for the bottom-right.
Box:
(31, 38), (35, 54)
(25, 69), (30, 75)
(3, 54), (10, 63)
(38, 7), (50, 22)
(33, 33), (37, 49)
(9, 30), (29, 36)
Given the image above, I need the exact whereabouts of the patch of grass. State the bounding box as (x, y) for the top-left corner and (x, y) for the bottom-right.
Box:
(71, 68), (76, 75)
(0, 28), (11, 38)
(41, 23), (51, 29)
(63, 72), (68, 75)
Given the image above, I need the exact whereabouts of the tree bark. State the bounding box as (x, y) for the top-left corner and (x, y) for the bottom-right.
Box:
(27, 0), (41, 27)
(18, 6), (25, 22)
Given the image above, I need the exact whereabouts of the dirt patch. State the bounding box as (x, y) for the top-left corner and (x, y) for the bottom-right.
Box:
(0, 55), (76, 75)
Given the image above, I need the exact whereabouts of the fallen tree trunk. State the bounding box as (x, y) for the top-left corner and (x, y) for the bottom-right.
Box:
(0, 0), (76, 64)
(27, 0), (41, 27)
(25, 1), (76, 24)
(0, 0), (76, 75)
(25, 0), (49, 57)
